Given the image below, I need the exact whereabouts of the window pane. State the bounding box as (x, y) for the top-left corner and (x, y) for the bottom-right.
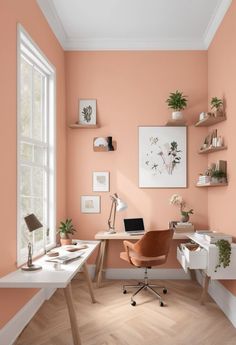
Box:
(20, 165), (31, 196)
(20, 59), (32, 138)
(32, 167), (44, 197)
(20, 143), (33, 162)
(32, 69), (43, 141)
(34, 145), (45, 165)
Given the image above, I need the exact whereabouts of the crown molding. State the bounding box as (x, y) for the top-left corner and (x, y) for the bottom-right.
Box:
(36, 0), (67, 49)
(64, 38), (206, 51)
(204, 0), (232, 49)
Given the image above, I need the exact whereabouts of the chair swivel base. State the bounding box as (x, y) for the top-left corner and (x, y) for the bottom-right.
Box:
(123, 282), (167, 307)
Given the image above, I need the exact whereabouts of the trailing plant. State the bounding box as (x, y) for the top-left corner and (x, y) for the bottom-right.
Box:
(211, 170), (226, 179)
(210, 97), (223, 111)
(215, 239), (231, 272)
(58, 218), (77, 239)
(166, 90), (188, 111)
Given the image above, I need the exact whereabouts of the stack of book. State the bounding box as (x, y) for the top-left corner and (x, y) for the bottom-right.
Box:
(174, 222), (195, 233)
(197, 175), (211, 185)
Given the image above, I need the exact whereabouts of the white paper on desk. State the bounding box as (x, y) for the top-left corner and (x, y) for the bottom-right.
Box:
(45, 251), (84, 264)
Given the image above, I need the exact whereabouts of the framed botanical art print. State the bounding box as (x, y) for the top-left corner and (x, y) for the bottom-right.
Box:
(79, 99), (96, 125)
(139, 126), (187, 188)
(93, 172), (109, 192)
(81, 196), (100, 213)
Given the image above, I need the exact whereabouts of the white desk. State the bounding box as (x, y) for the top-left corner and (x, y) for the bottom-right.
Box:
(0, 240), (100, 345)
(94, 231), (188, 287)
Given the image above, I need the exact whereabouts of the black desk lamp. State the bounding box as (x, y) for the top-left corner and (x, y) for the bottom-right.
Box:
(21, 214), (43, 271)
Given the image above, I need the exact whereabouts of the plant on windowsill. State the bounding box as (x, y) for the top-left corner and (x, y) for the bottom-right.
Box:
(210, 170), (227, 184)
(58, 218), (77, 245)
(215, 239), (231, 272)
(169, 194), (193, 223)
(166, 90), (188, 121)
(210, 97), (224, 117)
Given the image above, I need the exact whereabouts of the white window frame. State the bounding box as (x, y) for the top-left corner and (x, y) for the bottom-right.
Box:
(17, 24), (56, 266)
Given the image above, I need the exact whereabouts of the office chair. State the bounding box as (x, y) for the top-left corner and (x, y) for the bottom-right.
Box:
(120, 229), (173, 306)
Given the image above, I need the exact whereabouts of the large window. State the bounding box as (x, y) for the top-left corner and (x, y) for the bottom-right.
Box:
(17, 25), (56, 266)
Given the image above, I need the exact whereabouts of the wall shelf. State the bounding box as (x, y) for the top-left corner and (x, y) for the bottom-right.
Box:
(198, 146), (227, 154)
(196, 182), (228, 188)
(195, 116), (226, 127)
(166, 119), (187, 126)
(69, 124), (99, 129)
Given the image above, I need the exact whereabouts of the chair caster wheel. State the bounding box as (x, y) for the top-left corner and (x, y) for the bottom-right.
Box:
(163, 288), (168, 294)
(131, 300), (136, 306)
(160, 301), (164, 307)
(123, 289), (127, 294)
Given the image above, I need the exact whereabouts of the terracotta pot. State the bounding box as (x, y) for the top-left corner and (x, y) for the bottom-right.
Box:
(60, 238), (72, 246)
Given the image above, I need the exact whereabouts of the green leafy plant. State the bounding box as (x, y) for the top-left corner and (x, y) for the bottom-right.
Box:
(211, 170), (227, 179)
(166, 90), (188, 111)
(210, 97), (223, 111)
(215, 239), (231, 272)
(58, 219), (76, 239)
(181, 209), (194, 217)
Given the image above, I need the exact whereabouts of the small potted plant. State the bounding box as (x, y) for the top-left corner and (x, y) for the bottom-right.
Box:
(210, 97), (224, 117)
(166, 90), (188, 120)
(169, 194), (193, 223)
(211, 170), (227, 184)
(58, 218), (77, 245)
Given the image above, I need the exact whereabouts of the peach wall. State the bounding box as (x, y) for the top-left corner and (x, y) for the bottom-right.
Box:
(0, 0), (66, 328)
(208, 1), (236, 295)
(65, 51), (208, 268)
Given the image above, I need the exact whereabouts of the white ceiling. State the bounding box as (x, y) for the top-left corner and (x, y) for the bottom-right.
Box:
(37, 0), (232, 50)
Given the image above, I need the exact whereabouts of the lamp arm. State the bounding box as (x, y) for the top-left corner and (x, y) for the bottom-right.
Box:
(27, 242), (33, 267)
(108, 200), (115, 230)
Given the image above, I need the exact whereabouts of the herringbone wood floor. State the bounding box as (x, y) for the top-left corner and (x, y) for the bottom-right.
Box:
(15, 278), (236, 345)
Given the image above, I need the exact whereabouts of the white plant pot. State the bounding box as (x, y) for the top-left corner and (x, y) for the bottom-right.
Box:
(172, 111), (183, 120)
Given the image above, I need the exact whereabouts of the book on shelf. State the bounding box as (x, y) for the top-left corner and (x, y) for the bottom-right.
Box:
(174, 222), (194, 233)
(46, 251), (84, 264)
(204, 233), (232, 244)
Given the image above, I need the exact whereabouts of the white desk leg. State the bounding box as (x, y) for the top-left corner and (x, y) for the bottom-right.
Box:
(200, 274), (210, 305)
(83, 262), (96, 303)
(64, 283), (82, 345)
(97, 239), (107, 288)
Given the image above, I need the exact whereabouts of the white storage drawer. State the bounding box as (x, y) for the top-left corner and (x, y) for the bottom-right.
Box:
(177, 246), (188, 273)
(182, 243), (207, 269)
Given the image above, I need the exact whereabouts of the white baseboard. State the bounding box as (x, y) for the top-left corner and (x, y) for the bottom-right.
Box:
(0, 287), (56, 345)
(104, 268), (190, 280)
(196, 270), (236, 328)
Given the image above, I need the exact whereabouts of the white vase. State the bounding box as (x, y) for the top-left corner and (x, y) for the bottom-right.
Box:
(172, 111), (183, 120)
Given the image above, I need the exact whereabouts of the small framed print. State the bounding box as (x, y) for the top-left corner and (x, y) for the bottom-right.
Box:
(81, 195), (100, 213)
(79, 99), (96, 125)
(93, 172), (109, 192)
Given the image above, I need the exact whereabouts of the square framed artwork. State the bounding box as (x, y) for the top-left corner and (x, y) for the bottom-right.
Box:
(81, 195), (100, 213)
(139, 126), (187, 188)
(93, 172), (110, 192)
(79, 99), (96, 125)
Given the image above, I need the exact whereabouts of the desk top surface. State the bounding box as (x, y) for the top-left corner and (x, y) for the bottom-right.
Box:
(0, 241), (99, 289)
(95, 231), (189, 240)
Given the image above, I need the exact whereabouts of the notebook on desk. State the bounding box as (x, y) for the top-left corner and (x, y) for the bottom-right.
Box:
(124, 218), (145, 235)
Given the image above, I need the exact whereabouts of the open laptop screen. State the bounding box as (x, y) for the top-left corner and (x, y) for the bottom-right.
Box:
(124, 218), (145, 232)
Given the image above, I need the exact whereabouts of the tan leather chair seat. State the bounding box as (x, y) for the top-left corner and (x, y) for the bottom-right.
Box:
(120, 250), (166, 267)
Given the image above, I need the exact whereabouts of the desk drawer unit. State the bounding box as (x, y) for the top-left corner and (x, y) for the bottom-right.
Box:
(177, 244), (207, 271)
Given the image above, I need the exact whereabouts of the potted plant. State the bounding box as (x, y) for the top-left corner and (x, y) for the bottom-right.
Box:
(210, 97), (224, 117)
(58, 218), (77, 245)
(169, 194), (193, 223)
(166, 90), (188, 120)
(215, 239), (231, 272)
(211, 170), (227, 184)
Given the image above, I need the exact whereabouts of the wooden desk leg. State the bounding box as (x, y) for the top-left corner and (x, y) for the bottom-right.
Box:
(97, 240), (107, 288)
(200, 274), (210, 305)
(64, 283), (82, 345)
(94, 242), (103, 282)
(83, 262), (96, 303)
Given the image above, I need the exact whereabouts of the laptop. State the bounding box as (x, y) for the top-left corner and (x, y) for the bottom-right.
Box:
(124, 218), (145, 235)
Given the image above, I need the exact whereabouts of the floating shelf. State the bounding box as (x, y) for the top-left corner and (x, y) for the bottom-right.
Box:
(69, 124), (99, 129)
(195, 116), (226, 127)
(196, 182), (228, 188)
(166, 119), (187, 126)
(198, 146), (227, 154)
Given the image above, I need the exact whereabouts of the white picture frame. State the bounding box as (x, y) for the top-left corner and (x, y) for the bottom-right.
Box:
(93, 172), (110, 192)
(139, 126), (187, 188)
(81, 196), (100, 213)
(79, 99), (96, 125)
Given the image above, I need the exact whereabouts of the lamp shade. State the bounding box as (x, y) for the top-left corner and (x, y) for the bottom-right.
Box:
(116, 197), (127, 212)
(24, 214), (43, 232)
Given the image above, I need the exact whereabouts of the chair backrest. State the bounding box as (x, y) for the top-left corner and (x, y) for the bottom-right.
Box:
(133, 230), (174, 258)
